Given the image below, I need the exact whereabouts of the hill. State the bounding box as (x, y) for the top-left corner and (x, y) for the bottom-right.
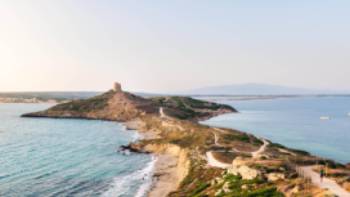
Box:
(22, 86), (236, 121)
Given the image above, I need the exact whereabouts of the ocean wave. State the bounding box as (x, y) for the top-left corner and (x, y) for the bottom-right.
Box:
(121, 125), (140, 142)
(102, 156), (157, 197)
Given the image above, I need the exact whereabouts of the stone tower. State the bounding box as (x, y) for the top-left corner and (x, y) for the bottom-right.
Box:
(113, 82), (122, 92)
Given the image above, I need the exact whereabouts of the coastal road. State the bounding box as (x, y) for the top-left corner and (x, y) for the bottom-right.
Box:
(300, 166), (350, 197)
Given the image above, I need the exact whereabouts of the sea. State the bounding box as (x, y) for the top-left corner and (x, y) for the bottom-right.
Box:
(0, 103), (155, 197)
(202, 96), (350, 164)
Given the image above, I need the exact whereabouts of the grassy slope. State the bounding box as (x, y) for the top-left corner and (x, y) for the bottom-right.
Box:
(151, 96), (236, 120)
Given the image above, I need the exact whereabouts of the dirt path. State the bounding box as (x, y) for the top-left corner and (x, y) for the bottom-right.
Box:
(159, 107), (167, 118)
(299, 166), (350, 197)
(207, 129), (270, 168)
(206, 151), (231, 169)
(213, 132), (221, 146)
(208, 130), (348, 196)
(251, 139), (269, 159)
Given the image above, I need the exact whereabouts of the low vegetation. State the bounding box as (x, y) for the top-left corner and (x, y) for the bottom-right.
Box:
(151, 96), (236, 120)
(49, 91), (114, 112)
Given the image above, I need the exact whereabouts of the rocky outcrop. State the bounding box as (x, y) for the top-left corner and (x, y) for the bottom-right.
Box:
(267, 173), (285, 182)
(228, 157), (261, 180)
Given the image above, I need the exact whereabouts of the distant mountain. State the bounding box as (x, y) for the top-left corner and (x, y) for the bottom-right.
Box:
(185, 83), (344, 95)
(0, 92), (102, 102)
(0, 91), (168, 102)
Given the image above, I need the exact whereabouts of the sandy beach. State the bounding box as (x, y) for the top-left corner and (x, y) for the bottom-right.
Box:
(148, 154), (180, 197)
(124, 120), (189, 197)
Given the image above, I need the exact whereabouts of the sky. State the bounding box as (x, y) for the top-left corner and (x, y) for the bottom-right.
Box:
(1, 0), (350, 93)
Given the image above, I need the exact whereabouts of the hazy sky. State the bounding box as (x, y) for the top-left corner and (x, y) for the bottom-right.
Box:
(1, 1), (350, 93)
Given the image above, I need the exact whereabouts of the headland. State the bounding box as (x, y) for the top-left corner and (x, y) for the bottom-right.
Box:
(22, 83), (350, 196)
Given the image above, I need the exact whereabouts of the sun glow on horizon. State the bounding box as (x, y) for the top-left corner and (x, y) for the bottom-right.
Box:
(1, 1), (350, 93)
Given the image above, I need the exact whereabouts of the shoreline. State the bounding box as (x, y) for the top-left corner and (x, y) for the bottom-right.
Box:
(134, 116), (349, 196)
(147, 153), (184, 197)
(126, 120), (190, 196)
(123, 121), (190, 197)
(19, 88), (350, 196)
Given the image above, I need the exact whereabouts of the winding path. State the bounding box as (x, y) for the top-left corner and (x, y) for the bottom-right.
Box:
(299, 166), (350, 197)
(159, 107), (167, 118)
(209, 129), (349, 196)
(251, 139), (269, 159)
(206, 151), (231, 169)
(212, 128), (269, 157)
(213, 133), (221, 146)
(207, 130), (270, 168)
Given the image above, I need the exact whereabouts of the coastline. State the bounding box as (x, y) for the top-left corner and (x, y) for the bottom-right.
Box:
(123, 120), (190, 197)
(124, 119), (191, 196)
(135, 114), (349, 196)
(20, 88), (350, 196)
(148, 153), (185, 197)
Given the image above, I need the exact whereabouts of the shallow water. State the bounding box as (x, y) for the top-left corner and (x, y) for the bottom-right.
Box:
(0, 103), (153, 196)
(202, 96), (350, 164)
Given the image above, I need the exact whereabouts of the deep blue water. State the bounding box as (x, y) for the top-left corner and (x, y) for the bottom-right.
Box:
(0, 103), (154, 197)
(203, 96), (350, 164)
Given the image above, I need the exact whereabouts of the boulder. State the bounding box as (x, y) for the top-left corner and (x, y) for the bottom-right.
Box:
(227, 165), (260, 180)
(267, 173), (285, 182)
(239, 165), (260, 180)
(222, 182), (231, 193)
(228, 157), (261, 180)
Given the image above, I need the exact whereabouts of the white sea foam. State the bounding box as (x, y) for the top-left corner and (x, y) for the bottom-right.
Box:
(102, 156), (157, 197)
(131, 132), (141, 142)
(121, 124), (140, 142)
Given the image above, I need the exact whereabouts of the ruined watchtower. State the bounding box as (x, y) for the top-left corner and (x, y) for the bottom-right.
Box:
(113, 82), (122, 92)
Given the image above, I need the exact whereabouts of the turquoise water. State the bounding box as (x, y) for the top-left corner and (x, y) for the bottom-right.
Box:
(203, 96), (350, 164)
(0, 103), (154, 197)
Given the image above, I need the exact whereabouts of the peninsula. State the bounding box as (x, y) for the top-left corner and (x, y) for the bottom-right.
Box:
(23, 83), (350, 197)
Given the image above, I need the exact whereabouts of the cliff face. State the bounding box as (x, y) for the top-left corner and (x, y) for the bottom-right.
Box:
(22, 90), (236, 122)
